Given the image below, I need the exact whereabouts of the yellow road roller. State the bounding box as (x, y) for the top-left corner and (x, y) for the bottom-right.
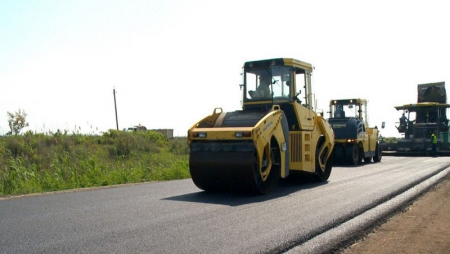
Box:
(187, 58), (335, 194)
(328, 99), (381, 165)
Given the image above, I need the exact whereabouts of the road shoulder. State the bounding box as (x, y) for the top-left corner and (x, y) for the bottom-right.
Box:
(341, 174), (450, 254)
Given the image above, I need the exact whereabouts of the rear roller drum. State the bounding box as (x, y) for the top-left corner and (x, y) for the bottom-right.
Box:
(315, 141), (332, 182)
(332, 144), (345, 165)
(253, 144), (280, 194)
(373, 143), (382, 162)
(346, 143), (360, 166)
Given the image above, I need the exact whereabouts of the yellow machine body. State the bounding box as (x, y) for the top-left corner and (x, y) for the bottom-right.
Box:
(188, 58), (335, 194)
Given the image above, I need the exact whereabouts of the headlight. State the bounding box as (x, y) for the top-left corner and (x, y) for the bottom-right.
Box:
(193, 132), (207, 138)
(235, 132), (251, 137)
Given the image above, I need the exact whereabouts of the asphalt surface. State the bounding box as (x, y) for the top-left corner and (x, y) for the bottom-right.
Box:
(1, 156), (449, 254)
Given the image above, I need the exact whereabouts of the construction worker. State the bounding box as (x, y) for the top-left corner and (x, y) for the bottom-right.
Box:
(431, 132), (437, 157)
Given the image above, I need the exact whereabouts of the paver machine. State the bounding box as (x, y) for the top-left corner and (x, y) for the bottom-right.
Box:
(187, 58), (335, 194)
(328, 99), (382, 165)
(386, 82), (450, 155)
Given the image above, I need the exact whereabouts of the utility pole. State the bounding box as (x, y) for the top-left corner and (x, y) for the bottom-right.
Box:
(113, 88), (119, 130)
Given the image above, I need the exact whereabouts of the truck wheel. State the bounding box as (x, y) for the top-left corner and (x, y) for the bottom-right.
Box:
(315, 156), (332, 182)
(364, 157), (372, 163)
(373, 143), (382, 162)
(315, 140), (332, 182)
(253, 143), (281, 194)
(346, 144), (360, 166)
(332, 144), (345, 165)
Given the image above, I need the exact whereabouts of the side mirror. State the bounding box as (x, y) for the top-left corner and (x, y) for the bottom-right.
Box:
(382, 122), (385, 129)
(294, 92), (302, 104)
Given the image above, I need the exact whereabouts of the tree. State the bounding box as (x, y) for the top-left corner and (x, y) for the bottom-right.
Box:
(7, 109), (29, 135)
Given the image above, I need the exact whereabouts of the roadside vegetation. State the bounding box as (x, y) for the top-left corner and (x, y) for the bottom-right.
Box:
(0, 130), (189, 196)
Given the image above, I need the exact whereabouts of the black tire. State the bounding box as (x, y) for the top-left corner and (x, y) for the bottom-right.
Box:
(252, 143), (281, 194)
(373, 143), (382, 162)
(346, 143), (360, 166)
(332, 144), (345, 165)
(315, 140), (332, 182)
(364, 157), (371, 163)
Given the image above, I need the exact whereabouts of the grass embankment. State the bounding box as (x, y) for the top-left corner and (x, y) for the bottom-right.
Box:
(0, 130), (190, 196)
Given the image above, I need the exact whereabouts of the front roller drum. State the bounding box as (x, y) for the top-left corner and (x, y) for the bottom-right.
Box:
(189, 148), (280, 194)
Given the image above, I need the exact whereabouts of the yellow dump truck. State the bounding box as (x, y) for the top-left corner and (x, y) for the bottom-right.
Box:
(187, 58), (335, 194)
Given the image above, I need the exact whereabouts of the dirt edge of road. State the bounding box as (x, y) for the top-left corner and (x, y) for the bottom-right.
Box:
(0, 181), (155, 201)
(338, 172), (450, 254)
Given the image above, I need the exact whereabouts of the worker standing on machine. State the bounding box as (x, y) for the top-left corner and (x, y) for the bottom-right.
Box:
(431, 132), (437, 157)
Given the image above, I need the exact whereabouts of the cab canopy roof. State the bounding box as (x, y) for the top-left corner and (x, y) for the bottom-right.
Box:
(330, 98), (367, 105)
(244, 58), (313, 73)
(395, 102), (450, 111)
(417, 81), (446, 103)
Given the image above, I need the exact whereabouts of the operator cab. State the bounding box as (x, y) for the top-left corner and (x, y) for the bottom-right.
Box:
(242, 58), (311, 110)
(328, 99), (368, 138)
(329, 99), (368, 124)
(244, 66), (291, 102)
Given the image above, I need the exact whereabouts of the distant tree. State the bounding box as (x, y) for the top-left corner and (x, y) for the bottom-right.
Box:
(7, 109), (29, 135)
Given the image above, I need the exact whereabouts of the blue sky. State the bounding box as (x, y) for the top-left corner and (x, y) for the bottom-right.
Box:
(1, 0), (450, 137)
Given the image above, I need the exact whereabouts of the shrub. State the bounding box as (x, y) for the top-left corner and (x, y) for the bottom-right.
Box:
(0, 131), (190, 196)
(5, 136), (26, 158)
(169, 137), (189, 155)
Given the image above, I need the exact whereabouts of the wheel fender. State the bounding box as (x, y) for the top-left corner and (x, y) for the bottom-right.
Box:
(253, 107), (286, 178)
(317, 116), (335, 169)
(280, 111), (289, 178)
(358, 141), (364, 154)
(263, 110), (289, 178)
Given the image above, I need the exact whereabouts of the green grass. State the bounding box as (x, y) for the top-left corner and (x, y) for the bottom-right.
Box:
(0, 130), (190, 196)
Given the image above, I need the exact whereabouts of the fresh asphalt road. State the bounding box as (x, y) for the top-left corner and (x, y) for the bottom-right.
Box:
(1, 156), (449, 254)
